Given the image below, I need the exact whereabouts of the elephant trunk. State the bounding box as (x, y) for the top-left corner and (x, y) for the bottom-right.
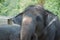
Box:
(20, 16), (36, 40)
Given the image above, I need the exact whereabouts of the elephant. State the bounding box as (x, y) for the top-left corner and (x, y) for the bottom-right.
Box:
(0, 24), (21, 40)
(11, 5), (60, 40)
(20, 5), (60, 40)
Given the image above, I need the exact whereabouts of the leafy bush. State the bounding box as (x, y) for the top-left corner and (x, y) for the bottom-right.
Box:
(0, 0), (20, 17)
(44, 0), (60, 18)
(0, 0), (60, 18)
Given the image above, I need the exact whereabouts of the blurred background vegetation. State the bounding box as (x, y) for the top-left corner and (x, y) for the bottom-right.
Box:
(0, 0), (60, 18)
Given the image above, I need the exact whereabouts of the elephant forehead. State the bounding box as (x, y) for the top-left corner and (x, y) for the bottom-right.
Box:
(23, 17), (32, 24)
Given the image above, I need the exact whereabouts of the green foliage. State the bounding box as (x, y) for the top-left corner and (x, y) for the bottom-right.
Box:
(0, 0), (5, 3)
(0, 0), (20, 17)
(19, 0), (37, 13)
(44, 0), (60, 18)
(0, 0), (37, 17)
(0, 0), (60, 19)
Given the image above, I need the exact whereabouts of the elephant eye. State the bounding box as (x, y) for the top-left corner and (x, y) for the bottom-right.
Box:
(36, 16), (41, 22)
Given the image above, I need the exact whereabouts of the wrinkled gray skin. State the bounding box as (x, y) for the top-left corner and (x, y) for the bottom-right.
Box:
(20, 5), (60, 40)
(45, 10), (57, 40)
(0, 24), (21, 40)
(11, 5), (44, 40)
(45, 10), (60, 40)
(56, 21), (60, 40)
(11, 5), (60, 40)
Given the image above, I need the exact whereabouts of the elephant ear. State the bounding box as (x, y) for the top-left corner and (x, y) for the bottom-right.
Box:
(11, 12), (24, 25)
